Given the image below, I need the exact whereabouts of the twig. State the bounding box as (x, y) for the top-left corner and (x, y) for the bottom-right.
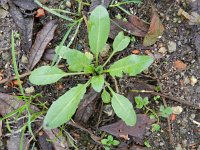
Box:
(0, 71), (31, 84)
(68, 121), (102, 145)
(112, 77), (119, 93)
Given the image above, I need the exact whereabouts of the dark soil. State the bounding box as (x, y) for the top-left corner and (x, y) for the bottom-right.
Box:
(0, 0), (199, 150)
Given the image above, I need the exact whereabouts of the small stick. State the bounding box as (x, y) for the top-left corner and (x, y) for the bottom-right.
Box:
(68, 121), (102, 145)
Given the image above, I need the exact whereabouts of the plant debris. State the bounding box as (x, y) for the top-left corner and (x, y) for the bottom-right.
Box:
(143, 10), (164, 46)
(100, 114), (155, 145)
(89, 0), (111, 11)
(28, 20), (57, 70)
(12, 0), (38, 10)
(110, 15), (149, 39)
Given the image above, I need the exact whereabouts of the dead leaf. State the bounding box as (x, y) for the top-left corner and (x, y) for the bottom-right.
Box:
(9, 1), (34, 51)
(90, 0), (111, 11)
(178, 8), (200, 25)
(28, 20), (57, 70)
(0, 7), (8, 18)
(174, 60), (187, 71)
(12, 0), (38, 10)
(38, 129), (69, 150)
(0, 93), (68, 150)
(36, 8), (45, 17)
(43, 49), (56, 61)
(143, 11), (164, 47)
(132, 50), (141, 54)
(100, 114), (155, 145)
(7, 134), (29, 150)
(75, 89), (99, 123)
(110, 15), (149, 39)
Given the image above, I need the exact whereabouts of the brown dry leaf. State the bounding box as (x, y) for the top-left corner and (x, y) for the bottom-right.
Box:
(100, 114), (155, 145)
(110, 15), (149, 39)
(174, 60), (187, 71)
(12, 0), (38, 10)
(9, 1), (34, 51)
(39, 129), (69, 150)
(28, 20), (57, 70)
(178, 8), (200, 25)
(143, 11), (164, 47)
(89, 0), (111, 11)
(74, 89), (99, 123)
(0, 93), (68, 150)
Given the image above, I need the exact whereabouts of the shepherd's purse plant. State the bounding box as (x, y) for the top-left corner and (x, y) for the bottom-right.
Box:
(29, 5), (154, 129)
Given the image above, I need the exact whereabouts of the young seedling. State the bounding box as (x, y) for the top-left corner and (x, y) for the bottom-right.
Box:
(29, 5), (153, 129)
(159, 105), (173, 118)
(101, 135), (120, 150)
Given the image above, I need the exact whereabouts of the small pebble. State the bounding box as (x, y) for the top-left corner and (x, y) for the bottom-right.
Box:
(167, 41), (177, 53)
(21, 55), (28, 64)
(25, 86), (35, 94)
(158, 47), (167, 54)
(66, 1), (71, 8)
(172, 106), (183, 115)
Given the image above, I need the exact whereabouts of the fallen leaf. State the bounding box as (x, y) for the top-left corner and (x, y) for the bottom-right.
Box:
(12, 0), (38, 10)
(12, 79), (23, 86)
(190, 0), (200, 14)
(74, 89), (100, 123)
(35, 8), (45, 17)
(178, 8), (200, 25)
(0, 7), (8, 18)
(39, 129), (69, 150)
(0, 93), (68, 150)
(43, 49), (56, 61)
(100, 114), (155, 145)
(28, 20), (57, 70)
(9, 1), (34, 51)
(7, 134), (29, 150)
(174, 60), (187, 71)
(90, 0), (111, 11)
(110, 15), (149, 39)
(143, 11), (164, 47)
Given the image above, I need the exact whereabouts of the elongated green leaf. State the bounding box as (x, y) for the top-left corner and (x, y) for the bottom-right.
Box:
(55, 46), (92, 72)
(101, 89), (111, 103)
(111, 91), (136, 126)
(88, 5), (110, 55)
(113, 31), (130, 53)
(29, 66), (66, 85)
(43, 84), (87, 129)
(108, 55), (154, 77)
(91, 75), (104, 92)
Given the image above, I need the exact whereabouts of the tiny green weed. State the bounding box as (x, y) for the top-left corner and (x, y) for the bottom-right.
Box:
(160, 105), (173, 118)
(101, 135), (120, 150)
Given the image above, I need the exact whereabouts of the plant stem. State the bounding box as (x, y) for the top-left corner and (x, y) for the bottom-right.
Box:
(34, 0), (74, 22)
(64, 72), (89, 77)
(145, 106), (160, 123)
(103, 52), (115, 67)
(117, 5), (131, 15)
(109, 1), (141, 7)
(11, 31), (25, 97)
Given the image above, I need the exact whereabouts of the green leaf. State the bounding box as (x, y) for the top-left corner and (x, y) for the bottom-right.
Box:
(113, 31), (130, 53)
(151, 123), (160, 132)
(101, 89), (111, 103)
(101, 139), (108, 145)
(107, 135), (113, 141)
(112, 140), (120, 146)
(111, 91), (136, 126)
(108, 55), (154, 77)
(43, 83), (87, 129)
(91, 75), (104, 92)
(160, 106), (173, 118)
(88, 5), (110, 56)
(29, 66), (66, 85)
(55, 46), (92, 72)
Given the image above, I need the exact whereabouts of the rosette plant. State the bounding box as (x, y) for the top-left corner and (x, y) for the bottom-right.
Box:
(29, 5), (153, 129)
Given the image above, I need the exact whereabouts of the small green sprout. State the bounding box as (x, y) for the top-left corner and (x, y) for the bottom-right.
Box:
(135, 96), (149, 109)
(151, 123), (160, 132)
(160, 105), (173, 118)
(101, 135), (120, 150)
